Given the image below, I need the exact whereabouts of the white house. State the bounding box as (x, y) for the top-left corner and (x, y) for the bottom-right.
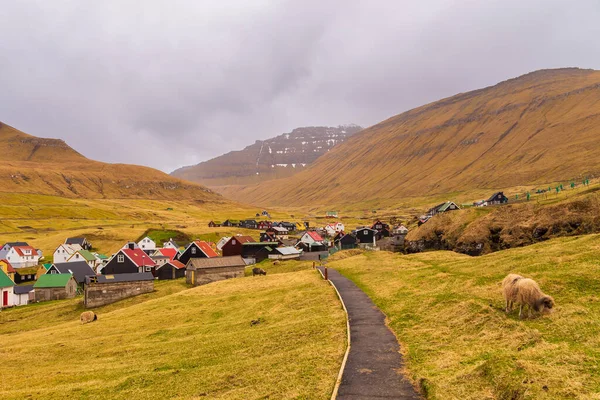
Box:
(138, 236), (156, 252)
(53, 243), (83, 263)
(216, 237), (230, 251)
(298, 231), (324, 246)
(4, 245), (41, 268)
(271, 226), (289, 239)
(162, 239), (180, 250)
(0, 241), (30, 259)
(13, 285), (34, 306)
(66, 250), (99, 269)
(268, 246), (302, 260)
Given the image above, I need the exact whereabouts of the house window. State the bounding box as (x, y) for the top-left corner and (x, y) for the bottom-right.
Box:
(191, 247), (196, 254)
(145, 266), (152, 272)
(364, 230), (368, 235)
(117, 255), (124, 263)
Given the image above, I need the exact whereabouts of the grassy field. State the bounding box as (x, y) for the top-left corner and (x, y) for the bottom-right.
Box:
(0, 270), (346, 399)
(327, 236), (600, 399)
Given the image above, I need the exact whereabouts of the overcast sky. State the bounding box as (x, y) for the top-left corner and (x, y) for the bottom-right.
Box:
(1, 0), (599, 172)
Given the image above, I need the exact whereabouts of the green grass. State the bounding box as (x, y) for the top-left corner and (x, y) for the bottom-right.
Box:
(0, 271), (346, 399)
(328, 236), (600, 399)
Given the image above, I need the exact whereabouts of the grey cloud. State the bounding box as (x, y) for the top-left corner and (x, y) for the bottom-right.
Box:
(1, 0), (599, 173)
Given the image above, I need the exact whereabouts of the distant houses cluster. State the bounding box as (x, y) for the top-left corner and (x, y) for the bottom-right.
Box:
(418, 191), (509, 225)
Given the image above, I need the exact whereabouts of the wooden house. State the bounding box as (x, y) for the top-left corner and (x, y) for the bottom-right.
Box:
(208, 221), (222, 227)
(268, 246), (302, 260)
(152, 248), (178, 262)
(53, 243), (82, 263)
(47, 261), (96, 287)
(376, 227), (391, 240)
(34, 274), (78, 302)
(13, 267), (38, 284)
(102, 249), (156, 275)
(65, 237), (92, 251)
(427, 201), (460, 216)
(150, 254), (170, 267)
(155, 260), (186, 280)
(162, 238), (180, 250)
(216, 237), (231, 251)
(0, 241), (30, 259)
(0, 259), (15, 281)
(186, 256), (246, 286)
(371, 219), (390, 232)
(355, 228), (377, 246)
(240, 219), (258, 229)
(137, 236), (156, 252)
(13, 285), (34, 306)
(3, 245), (41, 268)
(336, 234), (358, 250)
(487, 192), (509, 205)
(66, 249), (99, 269)
(257, 221), (272, 230)
(221, 236), (254, 257)
(0, 268), (15, 308)
(177, 240), (218, 265)
(222, 220), (240, 227)
(241, 242), (275, 262)
(297, 231), (326, 252)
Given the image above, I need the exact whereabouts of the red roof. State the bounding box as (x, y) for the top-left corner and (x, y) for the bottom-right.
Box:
(306, 231), (324, 242)
(228, 236), (254, 245)
(122, 249), (156, 267)
(13, 246), (37, 257)
(168, 260), (186, 270)
(193, 240), (218, 258)
(158, 248), (178, 261)
(1, 259), (15, 273)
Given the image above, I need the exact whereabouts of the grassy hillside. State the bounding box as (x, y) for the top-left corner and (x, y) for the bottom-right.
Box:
(328, 236), (600, 399)
(0, 270), (346, 399)
(0, 121), (222, 200)
(220, 68), (600, 207)
(171, 125), (362, 187)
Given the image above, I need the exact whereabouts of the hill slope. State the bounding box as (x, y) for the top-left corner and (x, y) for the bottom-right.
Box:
(171, 125), (362, 187)
(0, 122), (221, 201)
(220, 68), (600, 206)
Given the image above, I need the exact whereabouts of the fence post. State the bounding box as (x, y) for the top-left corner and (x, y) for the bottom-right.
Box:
(324, 267), (328, 280)
(312, 261), (315, 269)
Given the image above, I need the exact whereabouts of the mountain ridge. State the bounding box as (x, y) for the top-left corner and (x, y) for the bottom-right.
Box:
(214, 68), (600, 207)
(171, 124), (363, 186)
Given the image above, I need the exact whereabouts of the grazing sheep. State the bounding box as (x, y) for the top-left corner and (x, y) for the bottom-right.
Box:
(502, 274), (523, 313)
(273, 260), (281, 265)
(252, 267), (267, 276)
(514, 278), (554, 318)
(80, 311), (97, 324)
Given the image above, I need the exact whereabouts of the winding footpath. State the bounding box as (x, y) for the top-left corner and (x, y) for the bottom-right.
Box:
(319, 267), (421, 400)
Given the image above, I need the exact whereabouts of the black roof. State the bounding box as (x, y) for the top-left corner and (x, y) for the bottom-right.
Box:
(88, 272), (155, 284)
(486, 192), (506, 202)
(14, 285), (34, 294)
(4, 241), (29, 247)
(51, 261), (96, 284)
(65, 237), (87, 245)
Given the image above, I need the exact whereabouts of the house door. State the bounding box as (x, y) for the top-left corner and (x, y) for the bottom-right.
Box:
(2, 290), (8, 307)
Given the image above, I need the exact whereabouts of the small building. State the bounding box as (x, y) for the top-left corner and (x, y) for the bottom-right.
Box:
(162, 238), (180, 250)
(257, 221), (272, 230)
(267, 226), (289, 239)
(102, 249), (156, 275)
(216, 237), (231, 251)
(155, 260), (186, 280)
(336, 234), (358, 250)
(4, 245), (41, 268)
(0, 259), (15, 281)
(221, 236), (254, 257)
(46, 261), (96, 287)
(150, 254), (170, 267)
(242, 242), (276, 262)
(487, 192), (509, 206)
(208, 221), (222, 227)
(0, 268), (15, 308)
(355, 228), (377, 246)
(222, 219), (240, 227)
(177, 240), (218, 265)
(152, 248), (178, 262)
(186, 256), (246, 286)
(297, 231), (326, 252)
(240, 219), (258, 229)
(376, 227), (391, 240)
(427, 201), (460, 216)
(53, 243), (82, 263)
(268, 246), (302, 260)
(34, 274), (78, 302)
(371, 219), (390, 232)
(84, 273), (154, 308)
(13, 285), (34, 306)
(138, 236), (157, 252)
(13, 267), (38, 284)
(65, 237), (92, 251)
(66, 249), (99, 269)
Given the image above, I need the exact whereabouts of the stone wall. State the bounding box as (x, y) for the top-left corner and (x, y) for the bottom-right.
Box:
(35, 283), (77, 302)
(186, 266), (244, 286)
(84, 280), (154, 308)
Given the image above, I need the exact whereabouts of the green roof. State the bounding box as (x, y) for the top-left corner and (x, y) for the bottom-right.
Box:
(42, 263), (53, 270)
(75, 250), (96, 262)
(95, 253), (108, 260)
(34, 274), (73, 288)
(0, 268), (15, 288)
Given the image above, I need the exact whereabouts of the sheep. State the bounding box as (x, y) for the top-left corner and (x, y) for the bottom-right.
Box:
(80, 311), (97, 324)
(272, 260), (281, 265)
(252, 267), (267, 276)
(514, 278), (554, 318)
(502, 273), (523, 313)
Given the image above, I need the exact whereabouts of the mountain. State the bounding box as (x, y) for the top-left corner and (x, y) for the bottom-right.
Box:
(0, 122), (222, 201)
(216, 68), (600, 207)
(171, 125), (363, 187)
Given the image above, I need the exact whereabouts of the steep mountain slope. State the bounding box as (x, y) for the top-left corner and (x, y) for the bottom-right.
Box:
(171, 125), (362, 186)
(0, 122), (221, 201)
(220, 68), (600, 206)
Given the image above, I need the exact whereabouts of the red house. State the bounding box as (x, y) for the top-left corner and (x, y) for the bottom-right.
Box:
(258, 221), (272, 230)
(222, 236), (254, 257)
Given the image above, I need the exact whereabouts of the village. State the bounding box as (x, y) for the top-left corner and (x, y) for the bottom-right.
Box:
(0, 215), (412, 310)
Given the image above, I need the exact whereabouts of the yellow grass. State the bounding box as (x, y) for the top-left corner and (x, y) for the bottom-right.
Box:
(328, 236), (600, 399)
(0, 271), (346, 399)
